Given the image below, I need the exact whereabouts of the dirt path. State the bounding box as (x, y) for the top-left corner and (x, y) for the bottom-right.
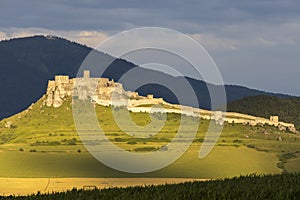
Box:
(0, 178), (209, 196)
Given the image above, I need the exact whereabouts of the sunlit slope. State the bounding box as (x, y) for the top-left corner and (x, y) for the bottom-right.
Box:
(0, 96), (299, 178)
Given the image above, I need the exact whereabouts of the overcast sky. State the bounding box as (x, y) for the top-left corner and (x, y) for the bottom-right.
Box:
(1, 0), (300, 95)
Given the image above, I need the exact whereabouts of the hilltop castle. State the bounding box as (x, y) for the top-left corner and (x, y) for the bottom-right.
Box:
(45, 70), (163, 108)
(44, 70), (296, 133)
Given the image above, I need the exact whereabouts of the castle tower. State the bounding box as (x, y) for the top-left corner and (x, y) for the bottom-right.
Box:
(270, 116), (279, 123)
(83, 70), (90, 79)
(54, 75), (69, 84)
(147, 94), (154, 99)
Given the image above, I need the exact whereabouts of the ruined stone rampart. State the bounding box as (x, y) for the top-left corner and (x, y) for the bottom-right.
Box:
(44, 70), (297, 133)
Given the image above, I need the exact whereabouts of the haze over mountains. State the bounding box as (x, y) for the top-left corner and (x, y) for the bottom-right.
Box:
(0, 35), (293, 119)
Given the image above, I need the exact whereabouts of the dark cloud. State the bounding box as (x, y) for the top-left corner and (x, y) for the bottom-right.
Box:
(1, 0), (300, 31)
(0, 0), (300, 95)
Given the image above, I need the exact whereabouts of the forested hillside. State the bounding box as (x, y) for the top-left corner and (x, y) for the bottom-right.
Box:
(227, 95), (300, 130)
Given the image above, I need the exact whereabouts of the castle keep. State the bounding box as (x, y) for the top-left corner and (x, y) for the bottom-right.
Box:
(44, 70), (296, 133)
(45, 70), (162, 108)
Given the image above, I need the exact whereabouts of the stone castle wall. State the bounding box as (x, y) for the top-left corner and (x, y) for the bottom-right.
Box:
(44, 70), (296, 133)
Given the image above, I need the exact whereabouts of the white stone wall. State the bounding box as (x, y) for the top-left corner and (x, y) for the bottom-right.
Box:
(44, 72), (296, 133)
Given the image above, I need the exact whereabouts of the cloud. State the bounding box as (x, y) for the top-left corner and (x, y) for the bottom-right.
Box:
(0, 28), (109, 47)
(1, 0), (300, 95)
(190, 34), (238, 51)
(1, 0), (300, 51)
(67, 31), (108, 47)
(1, 0), (300, 32)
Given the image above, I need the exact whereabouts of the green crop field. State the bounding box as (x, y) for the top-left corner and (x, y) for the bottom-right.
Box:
(0, 96), (299, 178)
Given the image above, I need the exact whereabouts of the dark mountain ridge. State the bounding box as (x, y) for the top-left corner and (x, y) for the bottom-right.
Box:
(0, 35), (293, 119)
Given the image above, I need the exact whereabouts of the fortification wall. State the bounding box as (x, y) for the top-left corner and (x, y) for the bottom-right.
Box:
(44, 70), (297, 133)
(128, 98), (164, 107)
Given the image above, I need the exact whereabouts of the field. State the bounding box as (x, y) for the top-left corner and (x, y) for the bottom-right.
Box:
(0, 146), (281, 178)
(0, 178), (205, 196)
(1, 173), (300, 200)
(0, 96), (299, 180)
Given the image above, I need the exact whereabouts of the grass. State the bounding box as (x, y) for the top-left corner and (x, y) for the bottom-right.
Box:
(2, 173), (300, 200)
(0, 96), (299, 178)
(0, 145), (281, 178)
(286, 157), (300, 172)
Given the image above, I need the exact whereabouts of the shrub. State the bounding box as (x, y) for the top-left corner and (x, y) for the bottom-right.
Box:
(67, 140), (76, 145)
(127, 141), (137, 145)
(134, 147), (157, 152)
(277, 162), (285, 169)
(114, 138), (126, 142)
(10, 125), (17, 129)
(160, 145), (168, 151)
(194, 138), (204, 143)
(233, 139), (243, 143)
(278, 152), (296, 162)
(67, 138), (77, 145)
(48, 141), (61, 146)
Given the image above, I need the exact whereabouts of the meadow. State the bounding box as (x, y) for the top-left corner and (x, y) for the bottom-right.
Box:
(0, 97), (299, 179)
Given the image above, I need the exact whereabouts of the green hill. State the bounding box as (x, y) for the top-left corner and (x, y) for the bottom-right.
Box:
(0, 96), (300, 178)
(227, 95), (300, 130)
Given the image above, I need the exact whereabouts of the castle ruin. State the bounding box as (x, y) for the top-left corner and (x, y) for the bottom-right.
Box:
(44, 70), (297, 133)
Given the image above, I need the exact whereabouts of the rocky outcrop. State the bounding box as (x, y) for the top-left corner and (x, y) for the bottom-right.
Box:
(45, 76), (74, 107)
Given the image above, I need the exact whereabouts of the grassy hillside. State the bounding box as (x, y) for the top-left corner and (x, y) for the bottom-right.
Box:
(2, 173), (300, 200)
(227, 95), (300, 130)
(0, 96), (299, 178)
